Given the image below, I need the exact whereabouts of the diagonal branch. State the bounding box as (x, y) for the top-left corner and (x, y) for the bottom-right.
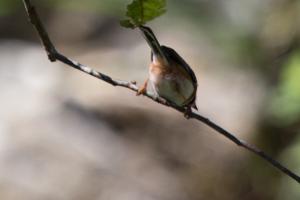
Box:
(22, 0), (300, 184)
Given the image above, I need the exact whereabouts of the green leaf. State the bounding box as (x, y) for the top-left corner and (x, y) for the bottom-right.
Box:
(269, 51), (300, 125)
(120, 0), (166, 28)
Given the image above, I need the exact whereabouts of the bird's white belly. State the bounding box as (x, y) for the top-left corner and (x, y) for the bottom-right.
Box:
(149, 72), (194, 106)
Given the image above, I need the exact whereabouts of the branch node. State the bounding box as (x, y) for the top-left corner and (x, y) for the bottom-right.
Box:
(130, 80), (137, 85)
(47, 49), (57, 62)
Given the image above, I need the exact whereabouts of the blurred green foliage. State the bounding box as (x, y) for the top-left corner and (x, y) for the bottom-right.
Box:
(54, 0), (130, 14)
(0, 0), (20, 15)
(0, 0), (132, 16)
(270, 51), (300, 125)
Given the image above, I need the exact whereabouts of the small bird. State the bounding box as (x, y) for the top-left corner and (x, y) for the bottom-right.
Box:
(137, 25), (198, 111)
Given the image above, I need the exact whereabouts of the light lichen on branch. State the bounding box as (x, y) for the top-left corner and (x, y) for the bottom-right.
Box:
(22, 0), (300, 184)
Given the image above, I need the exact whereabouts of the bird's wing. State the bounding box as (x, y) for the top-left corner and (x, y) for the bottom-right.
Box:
(161, 46), (198, 87)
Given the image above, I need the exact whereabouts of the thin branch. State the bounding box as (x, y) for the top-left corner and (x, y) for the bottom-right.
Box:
(22, 0), (300, 184)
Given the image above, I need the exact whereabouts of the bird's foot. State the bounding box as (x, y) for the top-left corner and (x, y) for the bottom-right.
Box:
(184, 106), (192, 119)
(136, 86), (147, 96)
(136, 79), (148, 96)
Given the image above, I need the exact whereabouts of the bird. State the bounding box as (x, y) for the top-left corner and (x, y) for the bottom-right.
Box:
(136, 25), (198, 112)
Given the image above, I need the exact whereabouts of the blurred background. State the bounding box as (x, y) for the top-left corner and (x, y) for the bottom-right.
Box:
(0, 0), (300, 199)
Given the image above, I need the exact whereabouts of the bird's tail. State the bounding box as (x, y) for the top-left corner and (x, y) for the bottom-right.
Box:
(138, 26), (168, 63)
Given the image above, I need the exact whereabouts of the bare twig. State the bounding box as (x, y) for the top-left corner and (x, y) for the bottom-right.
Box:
(22, 0), (300, 184)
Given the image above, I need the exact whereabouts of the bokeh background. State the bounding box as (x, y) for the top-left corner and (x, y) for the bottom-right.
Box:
(0, 0), (300, 199)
